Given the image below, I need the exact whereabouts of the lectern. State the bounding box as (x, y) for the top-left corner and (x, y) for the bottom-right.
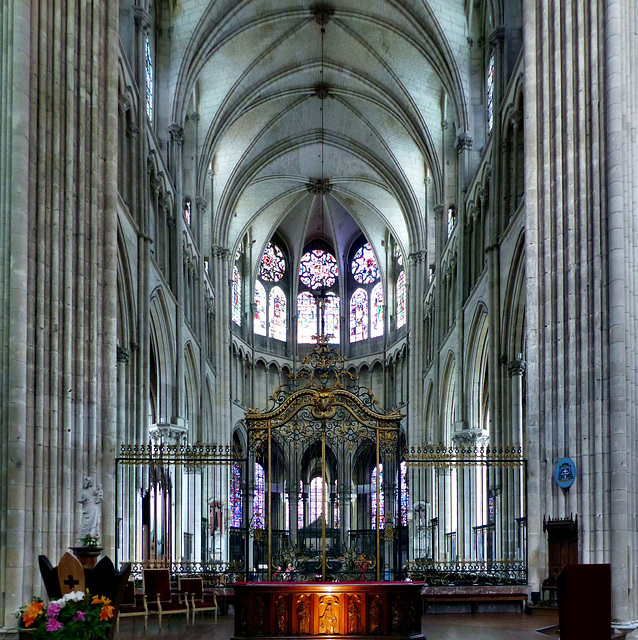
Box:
(557, 564), (610, 640)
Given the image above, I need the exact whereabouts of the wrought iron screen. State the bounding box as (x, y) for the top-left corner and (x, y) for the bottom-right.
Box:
(115, 443), (249, 581)
(405, 445), (527, 585)
(245, 342), (406, 581)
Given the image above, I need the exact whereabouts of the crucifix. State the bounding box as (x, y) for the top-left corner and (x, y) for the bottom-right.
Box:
(63, 574), (80, 591)
(311, 288), (334, 344)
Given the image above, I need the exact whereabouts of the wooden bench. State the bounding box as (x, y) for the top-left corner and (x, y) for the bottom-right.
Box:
(422, 587), (528, 614)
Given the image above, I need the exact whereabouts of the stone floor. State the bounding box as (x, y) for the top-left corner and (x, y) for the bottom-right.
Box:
(116, 611), (560, 639)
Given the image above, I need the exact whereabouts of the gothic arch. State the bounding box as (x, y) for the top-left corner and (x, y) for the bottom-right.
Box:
(465, 306), (490, 434)
(440, 353), (457, 444)
(149, 288), (176, 427)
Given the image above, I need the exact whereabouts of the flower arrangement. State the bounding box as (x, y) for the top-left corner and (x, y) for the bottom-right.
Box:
(77, 534), (101, 548)
(20, 591), (114, 639)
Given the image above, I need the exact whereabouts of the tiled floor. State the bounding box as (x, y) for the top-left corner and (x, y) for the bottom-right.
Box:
(116, 611), (559, 639)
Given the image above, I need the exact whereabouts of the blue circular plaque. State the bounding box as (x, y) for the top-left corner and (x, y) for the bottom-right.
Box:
(554, 457), (576, 489)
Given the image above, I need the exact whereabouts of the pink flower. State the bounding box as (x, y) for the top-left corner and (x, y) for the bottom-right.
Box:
(73, 611), (86, 621)
(45, 618), (63, 632)
(46, 602), (62, 617)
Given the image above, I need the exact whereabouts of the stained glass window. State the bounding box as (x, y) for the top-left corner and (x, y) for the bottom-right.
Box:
(396, 271), (406, 328)
(254, 462), (265, 529)
(397, 461), (409, 526)
(309, 476), (324, 524)
(351, 243), (379, 284)
(259, 242), (286, 282)
(299, 250), (338, 290)
(297, 292), (317, 343)
(447, 206), (455, 237)
(486, 54), (495, 134)
(184, 199), (192, 227)
(350, 288), (368, 342)
(334, 480), (340, 529)
(324, 294), (340, 344)
(232, 265), (242, 325)
(230, 461), (243, 527)
(371, 464), (385, 529)
(371, 283), (384, 337)
(145, 35), (153, 121)
(299, 481), (304, 528)
(396, 249), (403, 266)
(269, 286), (286, 341)
(254, 281), (267, 336)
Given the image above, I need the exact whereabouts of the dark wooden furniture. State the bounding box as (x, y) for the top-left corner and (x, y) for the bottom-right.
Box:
(557, 564), (611, 640)
(232, 582), (425, 640)
(117, 580), (148, 632)
(542, 515), (578, 605)
(142, 568), (190, 630)
(38, 554), (131, 640)
(421, 586), (527, 613)
(179, 576), (218, 624)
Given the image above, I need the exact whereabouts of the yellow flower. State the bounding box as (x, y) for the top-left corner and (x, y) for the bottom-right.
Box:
(22, 601), (44, 627)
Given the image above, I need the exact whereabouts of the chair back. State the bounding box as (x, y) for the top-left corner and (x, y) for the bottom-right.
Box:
(143, 569), (172, 601)
(121, 581), (136, 605)
(179, 577), (204, 600)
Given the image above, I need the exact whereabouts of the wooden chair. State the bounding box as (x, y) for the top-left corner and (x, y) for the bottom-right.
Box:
(142, 568), (189, 630)
(179, 577), (218, 625)
(117, 581), (148, 633)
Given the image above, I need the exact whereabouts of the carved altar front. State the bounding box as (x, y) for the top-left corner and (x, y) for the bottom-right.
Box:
(232, 582), (425, 640)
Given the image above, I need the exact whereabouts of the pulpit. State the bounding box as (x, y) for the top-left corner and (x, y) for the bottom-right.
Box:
(232, 582), (425, 640)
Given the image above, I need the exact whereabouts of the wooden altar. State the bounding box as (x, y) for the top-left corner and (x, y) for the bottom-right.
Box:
(232, 582), (425, 640)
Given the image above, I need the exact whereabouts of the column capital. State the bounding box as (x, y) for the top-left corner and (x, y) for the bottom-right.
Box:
(196, 196), (208, 214)
(456, 133), (473, 153)
(489, 25), (505, 47)
(508, 356), (526, 376)
(133, 6), (151, 31)
(168, 123), (185, 145)
(433, 204), (445, 219)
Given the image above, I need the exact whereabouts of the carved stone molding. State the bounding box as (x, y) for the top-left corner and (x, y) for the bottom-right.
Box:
(433, 204), (444, 219)
(127, 123), (139, 139)
(489, 26), (505, 47)
(307, 178), (332, 194)
(133, 6), (151, 31)
(118, 95), (131, 113)
(456, 133), (473, 153)
(196, 196), (208, 214)
(508, 357), (526, 376)
(168, 123), (185, 145)
(149, 422), (188, 445)
(116, 346), (130, 363)
(452, 429), (489, 447)
(313, 6), (334, 25)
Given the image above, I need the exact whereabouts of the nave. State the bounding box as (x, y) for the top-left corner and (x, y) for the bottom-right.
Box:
(114, 611), (560, 640)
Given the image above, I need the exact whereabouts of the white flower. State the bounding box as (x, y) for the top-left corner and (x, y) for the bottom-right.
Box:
(51, 598), (67, 608)
(64, 591), (85, 602)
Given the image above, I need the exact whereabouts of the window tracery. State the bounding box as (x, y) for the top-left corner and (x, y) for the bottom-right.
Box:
(254, 281), (267, 336)
(232, 264), (242, 325)
(350, 288), (368, 342)
(230, 461), (243, 527)
(299, 249), (338, 290)
(396, 271), (406, 329)
(371, 464), (385, 529)
(268, 286), (286, 341)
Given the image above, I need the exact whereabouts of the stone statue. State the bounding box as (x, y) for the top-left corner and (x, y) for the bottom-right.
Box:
(297, 598), (310, 634)
(78, 476), (102, 538)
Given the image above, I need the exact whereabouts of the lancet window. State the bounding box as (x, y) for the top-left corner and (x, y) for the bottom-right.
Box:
(297, 248), (339, 343)
(254, 462), (265, 529)
(349, 242), (383, 342)
(371, 464), (385, 529)
(232, 263), (242, 326)
(145, 35), (153, 121)
(254, 242), (287, 342)
(230, 461), (243, 527)
(486, 53), (495, 134)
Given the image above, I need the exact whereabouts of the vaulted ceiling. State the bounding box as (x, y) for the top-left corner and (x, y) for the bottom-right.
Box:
(166, 0), (471, 278)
